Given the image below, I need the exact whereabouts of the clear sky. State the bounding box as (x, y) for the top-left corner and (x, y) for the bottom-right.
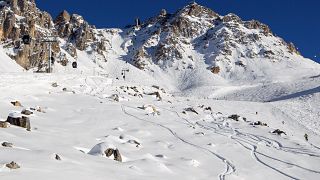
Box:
(36, 0), (320, 63)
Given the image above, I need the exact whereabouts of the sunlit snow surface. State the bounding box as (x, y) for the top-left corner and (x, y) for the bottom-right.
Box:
(0, 68), (319, 180)
(1, 36), (320, 179)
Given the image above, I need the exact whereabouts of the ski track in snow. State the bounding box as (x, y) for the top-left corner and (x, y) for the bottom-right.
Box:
(135, 102), (320, 179)
(153, 103), (320, 179)
(121, 104), (236, 180)
(195, 117), (320, 179)
(1, 73), (320, 179)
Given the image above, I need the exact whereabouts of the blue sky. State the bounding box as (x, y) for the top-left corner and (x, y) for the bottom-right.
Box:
(37, 0), (320, 63)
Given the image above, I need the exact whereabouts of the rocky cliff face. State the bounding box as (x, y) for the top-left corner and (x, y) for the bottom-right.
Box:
(0, 0), (100, 70)
(0, 0), (56, 69)
(54, 10), (96, 51)
(0, 0), (303, 77)
(121, 2), (301, 75)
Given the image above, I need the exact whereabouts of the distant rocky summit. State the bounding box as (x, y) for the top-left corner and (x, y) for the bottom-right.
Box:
(0, 0), (309, 81)
(0, 0), (102, 70)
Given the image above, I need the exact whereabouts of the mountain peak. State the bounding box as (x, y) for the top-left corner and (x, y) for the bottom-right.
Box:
(54, 10), (71, 24)
(177, 1), (219, 19)
(0, 0), (309, 77)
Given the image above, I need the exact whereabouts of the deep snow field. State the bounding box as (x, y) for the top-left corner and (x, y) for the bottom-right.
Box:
(1, 1), (320, 178)
(0, 69), (320, 180)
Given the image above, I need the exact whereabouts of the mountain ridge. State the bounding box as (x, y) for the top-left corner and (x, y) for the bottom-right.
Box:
(0, 0), (319, 89)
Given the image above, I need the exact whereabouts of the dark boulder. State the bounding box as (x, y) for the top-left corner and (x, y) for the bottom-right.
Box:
(184, 107), (199, 115)
(113, 149), (122, 162)
(55, 154), (62, 161)
(228, 114), (240, 121)
(2, 142), (13, 148)
(7, 114), (31, 131)
(104, 148), (114, 157)
(272, 129), (286, 135)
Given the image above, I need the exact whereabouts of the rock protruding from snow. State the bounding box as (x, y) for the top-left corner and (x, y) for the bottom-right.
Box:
(88, 142), (123, 162)
(55, 154), (62, 161)
(11, 101), (22, 107)
(6, 161), (20, 169)
(0, 121), (10, 128)
(104, 148), (114, 157)
(272, 129), (287, 136)
(0, 0), (59, 69)
(113, 149), (122, 162)
(6, 112), (31, 130)
(104, 148), (122, 162)
(2, 142), (13, 147)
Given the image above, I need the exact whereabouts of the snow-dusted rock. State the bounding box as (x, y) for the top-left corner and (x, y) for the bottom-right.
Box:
(6, 161), (20, 169)
(6, 112), (31, 130)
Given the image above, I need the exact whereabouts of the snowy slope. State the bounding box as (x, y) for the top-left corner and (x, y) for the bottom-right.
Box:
(0, 73), (320, 180)
(0, 1), (320, 180)
(0, 46), (23, 72)
(78, 3), (320, 95)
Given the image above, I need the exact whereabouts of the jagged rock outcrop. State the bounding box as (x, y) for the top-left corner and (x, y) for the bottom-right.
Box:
(171, 2), (218, 38)
(63, 43), (77, 58)
(54, 10), (71, 34)
(0, 0), (59, 70)
(122, 1), (302, 75)
(55, 11), (95, 51)
(287, 42), (300, 55)
(0, 0), (305, 78)
(244, 20), (272, 36)
(222, 13), (242, 23)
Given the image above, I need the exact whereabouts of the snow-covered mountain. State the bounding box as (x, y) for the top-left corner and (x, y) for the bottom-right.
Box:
(108, 2), (320, 90)
(0, 1), (319, 85)
(1, 1), (320, 180)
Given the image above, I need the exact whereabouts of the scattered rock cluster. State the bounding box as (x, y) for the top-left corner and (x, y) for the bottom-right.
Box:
(119, 86), (144, 98)
(3, 100), (46, 131)
(250, 121), (268, 127)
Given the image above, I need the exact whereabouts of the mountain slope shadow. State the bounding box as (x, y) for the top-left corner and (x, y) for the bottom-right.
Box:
(269, 86), (320, 102)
